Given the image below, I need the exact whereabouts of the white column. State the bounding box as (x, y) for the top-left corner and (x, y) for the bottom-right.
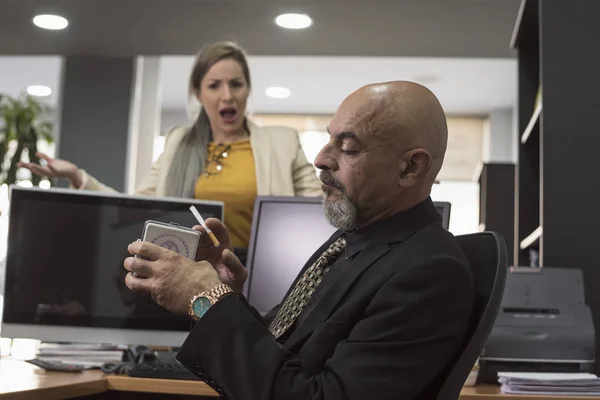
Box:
(125, 56), (162, 194)
(482, 108), (517, 163)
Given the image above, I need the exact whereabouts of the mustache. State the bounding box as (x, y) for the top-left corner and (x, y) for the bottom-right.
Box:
(319, 171), (345, 192)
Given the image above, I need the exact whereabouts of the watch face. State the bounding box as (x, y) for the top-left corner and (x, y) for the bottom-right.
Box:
(192, 296), (212, 318)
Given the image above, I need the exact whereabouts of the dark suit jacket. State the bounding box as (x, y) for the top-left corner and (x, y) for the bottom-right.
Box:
(177, 198), (475, 400)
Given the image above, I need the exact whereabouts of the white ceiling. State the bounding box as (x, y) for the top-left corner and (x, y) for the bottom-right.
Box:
(0, 55), (517, 116)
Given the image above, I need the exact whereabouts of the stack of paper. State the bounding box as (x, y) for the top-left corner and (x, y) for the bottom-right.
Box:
(36, 343), (127, 368)
(499, 372), (600, 396)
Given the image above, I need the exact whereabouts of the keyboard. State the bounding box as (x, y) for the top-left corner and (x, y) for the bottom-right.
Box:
(127, 351), (200, 381)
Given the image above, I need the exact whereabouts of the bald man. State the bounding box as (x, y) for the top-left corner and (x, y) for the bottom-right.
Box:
(124, 81), (475, 400)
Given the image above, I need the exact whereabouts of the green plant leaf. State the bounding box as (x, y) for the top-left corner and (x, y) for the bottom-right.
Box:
(28, 132), (41, 186)
(0, 92), (55, 184)
(37, 121), (54, 143)
(5, 140), (24, 185)
(0, 134), (8, 176)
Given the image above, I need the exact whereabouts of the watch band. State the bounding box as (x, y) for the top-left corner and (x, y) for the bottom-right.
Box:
(189, 283), (233, 320)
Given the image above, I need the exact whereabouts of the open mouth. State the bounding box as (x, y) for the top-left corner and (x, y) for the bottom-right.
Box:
(220, 107), (237, 123)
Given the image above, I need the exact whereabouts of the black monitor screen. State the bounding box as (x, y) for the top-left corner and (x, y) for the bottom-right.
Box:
(3, 187), (223, 332)
(245, 197), (451, 314)
(435, 201), (451, 230)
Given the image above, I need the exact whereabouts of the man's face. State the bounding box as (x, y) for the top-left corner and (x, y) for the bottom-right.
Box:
(314, 99), (401, 230)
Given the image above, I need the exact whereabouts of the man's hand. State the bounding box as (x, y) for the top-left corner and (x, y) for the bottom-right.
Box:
(124, 241), (223, 315)
(192, 218), (248, 293)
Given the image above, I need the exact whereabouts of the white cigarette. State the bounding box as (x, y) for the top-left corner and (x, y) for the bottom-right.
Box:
(189, 205), (220, 247)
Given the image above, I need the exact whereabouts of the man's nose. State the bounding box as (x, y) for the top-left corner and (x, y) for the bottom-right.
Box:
(314, 145), (336, 171)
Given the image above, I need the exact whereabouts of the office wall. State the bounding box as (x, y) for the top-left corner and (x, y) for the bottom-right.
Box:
(57, 56), (135, 192)
(483, 108), (517, 163)
(126, 57), (161, 193)
(161, 109), (189, 134)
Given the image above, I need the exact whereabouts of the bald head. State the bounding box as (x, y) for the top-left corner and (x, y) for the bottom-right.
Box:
(339, 80), (448, 181)
(316, 80), (449, 229)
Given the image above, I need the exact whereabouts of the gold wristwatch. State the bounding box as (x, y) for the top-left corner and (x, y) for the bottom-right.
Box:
(189, 284), (233, 320)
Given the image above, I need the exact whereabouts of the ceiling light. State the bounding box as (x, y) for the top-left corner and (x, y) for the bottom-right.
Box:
(265, 86), (291, 99)
(33, 14), (68, 30)
(275, 13), (312, 29)
(27, 85), (52, 97)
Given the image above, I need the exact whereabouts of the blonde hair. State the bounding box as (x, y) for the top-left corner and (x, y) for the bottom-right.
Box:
(164, 41), (251, 198)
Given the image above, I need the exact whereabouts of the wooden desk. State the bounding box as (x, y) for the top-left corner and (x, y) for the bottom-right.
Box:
(0, 358), (218, 399)
(460, 385), (600, 399)
(2, 358), (599, 399)
(106, 375), (216, 397)
(0, 358), (106, 399)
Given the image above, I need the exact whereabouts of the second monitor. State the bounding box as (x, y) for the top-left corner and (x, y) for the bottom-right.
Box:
(244, 196), (451, 315)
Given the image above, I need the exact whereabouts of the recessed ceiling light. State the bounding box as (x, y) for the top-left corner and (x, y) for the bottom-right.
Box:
(27, 85), (52, 97)
(275, 13), (312, 29)
(265, 86), (291, 99)
(33, 14), (68, 30)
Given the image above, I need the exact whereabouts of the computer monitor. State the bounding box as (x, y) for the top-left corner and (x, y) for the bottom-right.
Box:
(435, 201), (451, 230)
(244, 196), (452, 315)
(1, 186), (223, 346)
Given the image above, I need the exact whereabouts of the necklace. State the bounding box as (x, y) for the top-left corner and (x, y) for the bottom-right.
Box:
(203, 143), (232, 176)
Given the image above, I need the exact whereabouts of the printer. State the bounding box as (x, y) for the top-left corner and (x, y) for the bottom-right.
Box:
(478, 266), (595, 383)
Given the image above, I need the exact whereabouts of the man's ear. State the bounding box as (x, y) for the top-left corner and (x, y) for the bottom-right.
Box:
(397, 149), (432, 187)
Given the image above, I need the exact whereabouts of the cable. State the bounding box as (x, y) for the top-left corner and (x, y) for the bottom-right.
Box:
(101, 345), (156, 375)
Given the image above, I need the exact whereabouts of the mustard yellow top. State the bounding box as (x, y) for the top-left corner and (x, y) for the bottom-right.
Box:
(194, 139), (257, 248)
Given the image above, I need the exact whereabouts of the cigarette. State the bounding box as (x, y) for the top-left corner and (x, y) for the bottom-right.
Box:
(189, 205), (220, 247)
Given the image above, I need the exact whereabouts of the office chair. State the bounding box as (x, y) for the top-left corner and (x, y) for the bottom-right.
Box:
(435, 231), (507, 400)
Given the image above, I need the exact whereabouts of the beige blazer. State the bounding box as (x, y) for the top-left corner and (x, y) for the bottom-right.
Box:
(78, 121), (323, 198)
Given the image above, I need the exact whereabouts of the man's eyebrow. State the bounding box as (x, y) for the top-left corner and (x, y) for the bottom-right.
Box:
(326, 127), (362, 144)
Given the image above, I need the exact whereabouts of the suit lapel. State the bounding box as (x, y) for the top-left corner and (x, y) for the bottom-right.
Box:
(283, 238), (390, 350)
(249, 122), (271, 195)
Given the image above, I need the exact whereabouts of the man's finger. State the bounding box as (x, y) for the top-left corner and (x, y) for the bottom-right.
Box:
(205, 218), (226, 234)
(222, 249), (246, 276)
(124, 256), (153, 277)
(128, 241), (165, 261)
(125, 272), (153, 292)
(203, 218), (230, 243)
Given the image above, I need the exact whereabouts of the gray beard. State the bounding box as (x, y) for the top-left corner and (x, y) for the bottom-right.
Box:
(323, 195), (358, 231)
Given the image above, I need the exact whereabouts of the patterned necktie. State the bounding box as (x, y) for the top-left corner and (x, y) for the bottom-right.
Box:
(269, 236), (347, 338)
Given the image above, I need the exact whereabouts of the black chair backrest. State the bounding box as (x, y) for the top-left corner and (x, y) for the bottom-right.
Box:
(436, 231), (507, 399)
